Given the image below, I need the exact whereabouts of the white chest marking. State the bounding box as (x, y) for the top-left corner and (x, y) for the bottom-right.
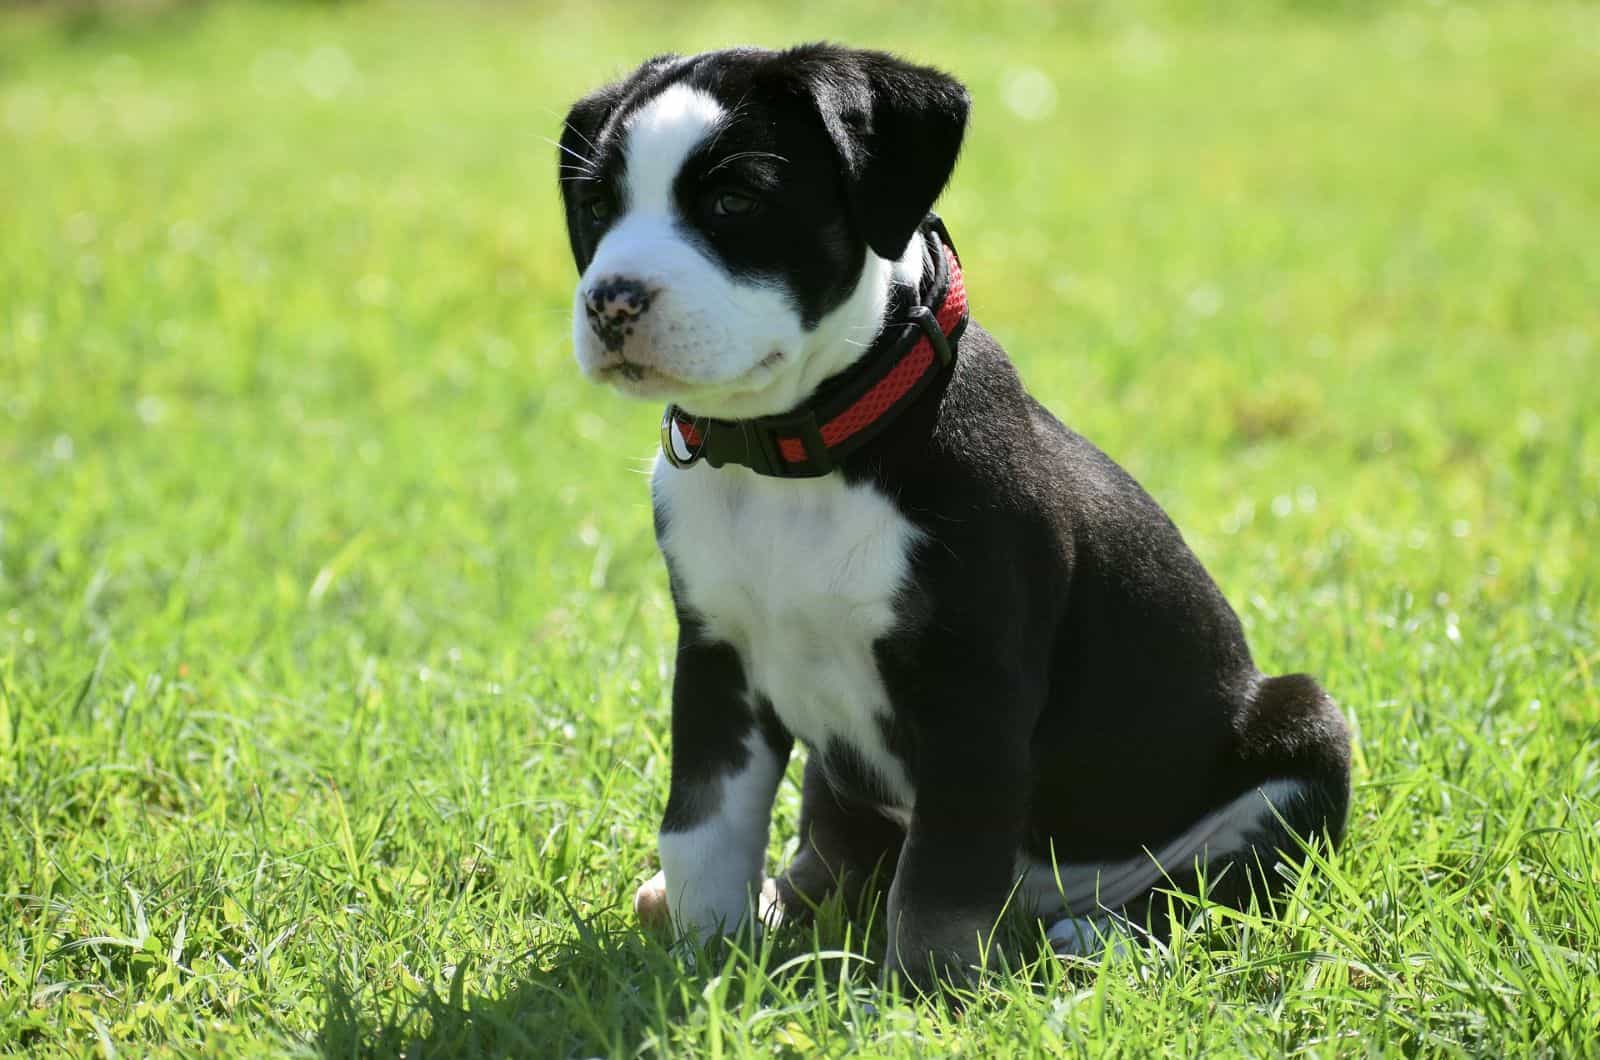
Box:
(655, 459), (921, 808)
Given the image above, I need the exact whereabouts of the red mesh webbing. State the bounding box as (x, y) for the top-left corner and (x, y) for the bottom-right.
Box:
(776, 245), (966, 464)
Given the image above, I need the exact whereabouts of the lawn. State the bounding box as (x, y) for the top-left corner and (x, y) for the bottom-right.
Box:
(2, 0), (1598, 1054)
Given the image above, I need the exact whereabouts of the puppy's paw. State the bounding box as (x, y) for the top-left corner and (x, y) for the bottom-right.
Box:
(634, 871), (670, 931)
(882, 911), (989, 996)
(1046, 914), (1133, 960)
(635, 873), (785, 936)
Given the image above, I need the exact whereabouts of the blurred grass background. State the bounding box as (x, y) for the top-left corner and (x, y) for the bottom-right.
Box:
(2, 0), (1598, 1055)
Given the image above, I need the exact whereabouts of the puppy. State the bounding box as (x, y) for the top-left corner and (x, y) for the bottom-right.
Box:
(557, 44), (1350, 991)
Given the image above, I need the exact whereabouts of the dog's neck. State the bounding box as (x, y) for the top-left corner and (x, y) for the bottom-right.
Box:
(680, 235), (931, 422)
(660, 221), (966, 478)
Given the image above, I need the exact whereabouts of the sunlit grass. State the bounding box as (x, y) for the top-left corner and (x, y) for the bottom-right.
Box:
(2, 0), (1597, 1054)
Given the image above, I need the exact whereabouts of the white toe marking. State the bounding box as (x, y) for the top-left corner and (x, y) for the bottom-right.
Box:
(757, 876), (784, 929)
(1046, 915), (1135, 959)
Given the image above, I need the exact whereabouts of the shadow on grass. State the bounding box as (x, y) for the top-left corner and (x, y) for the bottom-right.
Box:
(314, 908), (886, 1059)
(317, 928), (694, 1058)
(313, 889), (1206, 1057)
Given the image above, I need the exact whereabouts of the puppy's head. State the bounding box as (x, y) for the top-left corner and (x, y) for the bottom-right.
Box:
(558, 45), (968, 419)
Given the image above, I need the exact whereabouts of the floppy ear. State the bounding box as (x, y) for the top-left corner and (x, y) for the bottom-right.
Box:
(792, 45), (970, 260)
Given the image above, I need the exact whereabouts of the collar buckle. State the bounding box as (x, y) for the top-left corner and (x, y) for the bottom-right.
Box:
(660, 405), (701, 469)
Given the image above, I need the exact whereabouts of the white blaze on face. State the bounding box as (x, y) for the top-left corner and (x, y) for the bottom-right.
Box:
(621, 84), (723, 216)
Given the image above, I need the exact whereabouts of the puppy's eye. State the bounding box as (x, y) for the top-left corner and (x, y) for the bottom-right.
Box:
(584, 197), (615, 224)
(711, 190), (760, 218)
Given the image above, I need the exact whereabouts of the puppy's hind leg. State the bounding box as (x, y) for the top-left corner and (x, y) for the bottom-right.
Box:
(1019, 786), (1297, 939)
(1120, 773), (1344, 925)
(1023, 689), (1341, 961)
(1115, 674), (1351, 931)
(1154, 672), (1351, 916)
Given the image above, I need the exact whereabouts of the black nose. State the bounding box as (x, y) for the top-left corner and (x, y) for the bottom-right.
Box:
(583, 276), (655, 351)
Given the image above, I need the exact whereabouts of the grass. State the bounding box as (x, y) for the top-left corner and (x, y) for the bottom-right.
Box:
(2, 0), (1598, 1054)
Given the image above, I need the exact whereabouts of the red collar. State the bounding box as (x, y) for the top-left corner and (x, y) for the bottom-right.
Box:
(660, 219), (969, 479)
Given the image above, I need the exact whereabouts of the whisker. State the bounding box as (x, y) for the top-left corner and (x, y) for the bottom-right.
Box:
(541, 135), (599, 171)
(706, 89), (754, 153)
(705, 151), (790, 177)
(561, 119), (601, 156)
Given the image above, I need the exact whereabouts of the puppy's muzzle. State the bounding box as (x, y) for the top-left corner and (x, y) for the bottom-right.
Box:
(583, 276), (657, 353)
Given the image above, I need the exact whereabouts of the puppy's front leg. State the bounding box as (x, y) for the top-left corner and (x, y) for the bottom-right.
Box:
(651, 634), (792, 941)
(882, 720), (1028, 993)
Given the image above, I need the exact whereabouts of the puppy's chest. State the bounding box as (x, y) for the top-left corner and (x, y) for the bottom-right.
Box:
(655, 463), (921, 803)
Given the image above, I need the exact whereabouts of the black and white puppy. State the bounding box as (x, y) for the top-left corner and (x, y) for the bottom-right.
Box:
(558, 45), (1350, 991)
